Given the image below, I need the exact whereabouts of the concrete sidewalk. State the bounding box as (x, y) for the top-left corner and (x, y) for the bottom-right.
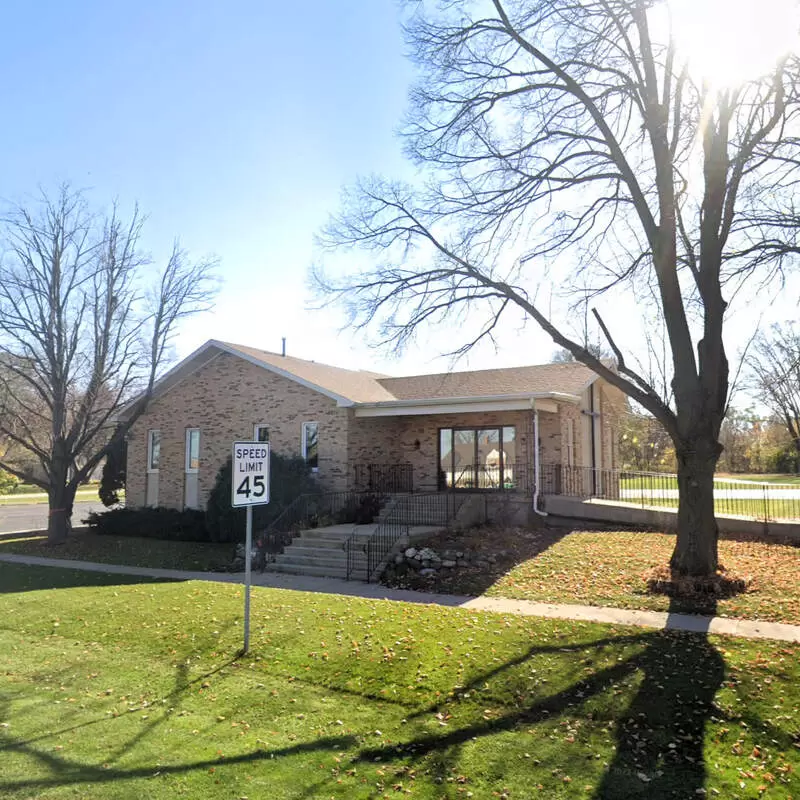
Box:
(2, 552), (799, 643)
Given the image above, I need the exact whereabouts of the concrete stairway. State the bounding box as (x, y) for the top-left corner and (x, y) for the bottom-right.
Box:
(264, 524), (377, 580)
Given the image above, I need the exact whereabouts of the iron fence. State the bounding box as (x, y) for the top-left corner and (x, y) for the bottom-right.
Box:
(438, 461), (530, 492)
(256, 490), (382, 568)
(353, 463), (414, 494)
(344, 491), (472, 581)
(538, 463), (800, 523)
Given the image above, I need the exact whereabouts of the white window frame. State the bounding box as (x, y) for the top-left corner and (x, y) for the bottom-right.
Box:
(185, 428), (200, 474)
(301, 421), (319, 472)
(253, 424), (270, 443)
(147, 430), (161, 473)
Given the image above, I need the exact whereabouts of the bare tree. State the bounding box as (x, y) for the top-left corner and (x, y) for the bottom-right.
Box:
(747, 324), (800, 469)
(0, 186), (217, 543)
(317, 0), (800, 576)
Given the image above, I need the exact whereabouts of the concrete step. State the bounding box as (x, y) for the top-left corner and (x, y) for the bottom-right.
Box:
(291, 538), (352, 551)
(265, 562), (354, 579)
(273, 553), (366, 569)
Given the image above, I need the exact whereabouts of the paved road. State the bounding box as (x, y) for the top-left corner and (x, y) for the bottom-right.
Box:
(0, 502), (106, 534)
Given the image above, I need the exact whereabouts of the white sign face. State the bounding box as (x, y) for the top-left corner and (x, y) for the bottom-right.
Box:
(232, 441), (271, 507)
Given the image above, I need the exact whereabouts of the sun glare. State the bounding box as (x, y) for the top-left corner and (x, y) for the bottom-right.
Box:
(654, 0), (800, 89)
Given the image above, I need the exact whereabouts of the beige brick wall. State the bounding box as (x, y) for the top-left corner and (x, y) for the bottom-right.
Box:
(538, 410), (562, 465)
(125, 354), (621, 509)
(126, 352), (349, 509)
(346, 413), (406, 487)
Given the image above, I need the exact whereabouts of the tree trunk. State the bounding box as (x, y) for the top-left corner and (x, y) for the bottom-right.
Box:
(670, 442), (721, 576)
(47, 480), (75, 545)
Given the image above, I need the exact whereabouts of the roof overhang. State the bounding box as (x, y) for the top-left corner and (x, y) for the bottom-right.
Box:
(353, 392), (578, 418)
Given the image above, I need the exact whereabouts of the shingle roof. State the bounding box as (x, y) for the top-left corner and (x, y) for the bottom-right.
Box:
(220, 342), (397, 403)
(223, 341), (595, 404)
(376, 362), (595, 401)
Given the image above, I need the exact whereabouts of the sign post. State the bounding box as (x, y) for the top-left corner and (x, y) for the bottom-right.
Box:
(232, 441), (271, 654)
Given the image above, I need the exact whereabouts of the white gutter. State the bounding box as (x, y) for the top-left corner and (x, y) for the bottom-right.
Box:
(356, 390), (579, 409)
(354, 390), (580, 418)
(531, 398), (548, 517)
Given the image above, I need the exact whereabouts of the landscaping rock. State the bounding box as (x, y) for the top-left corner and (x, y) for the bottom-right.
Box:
(420, 568), (437, 577)
(442, 560), (456, 568)
(404, 547), (417, 559)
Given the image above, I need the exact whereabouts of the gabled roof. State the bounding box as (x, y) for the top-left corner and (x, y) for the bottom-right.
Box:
(220, 342), (396, 403)
(123, 339), (604, 417)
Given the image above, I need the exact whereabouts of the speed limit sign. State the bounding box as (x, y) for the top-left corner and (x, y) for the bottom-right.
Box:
(231, 441), (270, 507)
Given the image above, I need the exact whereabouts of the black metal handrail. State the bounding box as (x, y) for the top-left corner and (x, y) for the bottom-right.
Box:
(345, 491), (471, 581)
(353, 463), (413, 494)
(438, 462), (529, 492)
(256, 490), (383, 568)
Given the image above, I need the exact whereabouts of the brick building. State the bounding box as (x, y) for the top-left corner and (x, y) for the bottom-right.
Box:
(121, 340), (623, 510)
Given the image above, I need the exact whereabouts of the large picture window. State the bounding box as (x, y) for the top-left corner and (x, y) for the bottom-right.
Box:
(438, 426), (516, 490)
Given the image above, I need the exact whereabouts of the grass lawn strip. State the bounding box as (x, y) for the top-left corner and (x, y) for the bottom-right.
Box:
(489, 530), (800, 623)
(1, 564), (799, 799)
(0, 531), (234, 572)
(0, 488), (101, 505)
(382, 527), (800, 626)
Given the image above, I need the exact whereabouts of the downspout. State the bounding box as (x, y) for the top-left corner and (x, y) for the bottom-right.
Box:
(531, 398), (548, 517)
(589, 383), (597, 495)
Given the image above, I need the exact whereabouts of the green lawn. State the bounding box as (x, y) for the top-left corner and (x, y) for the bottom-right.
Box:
(490, 530), (800, 623)
(1, 564), (799, 799)
(0, 487), (102, 506)
(0, 531), (235, 572)
(717, 473), (800, 485)
(615, 495), (800, 521)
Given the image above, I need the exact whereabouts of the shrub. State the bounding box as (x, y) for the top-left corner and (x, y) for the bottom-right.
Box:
(99, 435), (126, 507)
(0, 469), (20, 495)
(334, 493), (381, 525)
(205, 453), (321, 542)
(84, 507), (209, 541)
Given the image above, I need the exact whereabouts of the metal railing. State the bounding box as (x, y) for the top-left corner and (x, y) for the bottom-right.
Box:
(344, 491), (468, 581)
(353, 463), (414, 494)
(538, 463), (800, 523)
(438, 462), (530, 492)
(256, 490), (383, 568)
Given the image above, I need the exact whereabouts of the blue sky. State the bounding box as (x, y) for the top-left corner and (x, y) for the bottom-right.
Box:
(1, 1), (794, 390)
(1, 0), (491, 373)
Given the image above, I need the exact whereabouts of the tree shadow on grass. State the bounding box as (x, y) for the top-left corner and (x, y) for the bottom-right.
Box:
(382, 524), (573, 596)
(0, 600), (734, 798)
(0, 561), (177, 593)
(349, 599), (727, 799)
(592, 598), (725, 798)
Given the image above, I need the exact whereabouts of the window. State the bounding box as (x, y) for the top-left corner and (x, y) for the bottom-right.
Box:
(566, 419), (575, 467)
(438, 426), (516, 490)
(185, 428), (200, 473)
(302, 422), (319, 470)
(147, 430), (161, 472)
(253, 424), (270, 443)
